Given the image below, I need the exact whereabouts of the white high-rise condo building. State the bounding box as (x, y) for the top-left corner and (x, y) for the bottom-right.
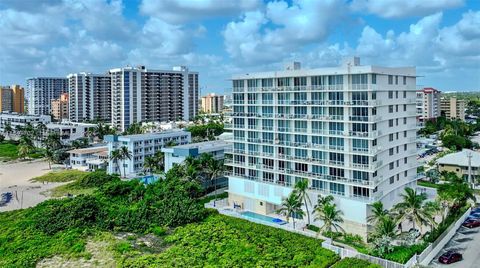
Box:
(416, 87), (441, 121)
(26, 77), (68, 115)
(109, 66), (199, 132)
(225, 58), (419, 237)
(67, 73), (112, 123)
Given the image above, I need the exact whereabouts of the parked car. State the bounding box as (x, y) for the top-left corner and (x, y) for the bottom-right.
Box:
(463, 219), (480, 228)
(438, 251), (462, 264)
(470, 207), (480, 214)
(467, 213), (480, 220)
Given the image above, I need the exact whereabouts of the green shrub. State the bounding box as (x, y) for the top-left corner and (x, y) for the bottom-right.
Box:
(331, 257), (382, 268)
(307, 224), (320, 232)
(114, 241), (133, 254)
(150, 226), (167, 236)
(77, 170), (119, 187)
(381, 243), (427, 263)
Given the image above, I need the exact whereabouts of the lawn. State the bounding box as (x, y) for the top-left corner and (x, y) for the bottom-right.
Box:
(417, 180), (439, 189)
(0, 141), (44, 161)
(0, 142), (18, 159)
(31, 169), (87, 183)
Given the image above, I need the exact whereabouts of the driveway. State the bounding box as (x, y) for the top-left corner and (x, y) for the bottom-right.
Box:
(429, 225), (480, 267)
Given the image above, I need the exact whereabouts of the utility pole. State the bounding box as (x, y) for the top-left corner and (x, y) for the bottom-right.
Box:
(467, 151), (473, 189)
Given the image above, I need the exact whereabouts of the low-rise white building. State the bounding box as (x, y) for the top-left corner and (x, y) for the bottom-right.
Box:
(162, 140), (232, 172)
(46, 122), (96, 144)
(0, 112), (51, 135)
(105, 130), (191, 177)
(68, 146), (108, 171)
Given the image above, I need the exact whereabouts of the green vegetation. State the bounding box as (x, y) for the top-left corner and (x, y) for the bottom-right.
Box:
(417, 180), (439, 189)
(0, 141), (43, 161)
(119, 214), (340, 268)
(331, 257), (382, 268)
(419, 116), (478, 150)
(186, 121), (224, 141)
(32, 170), (87, 183)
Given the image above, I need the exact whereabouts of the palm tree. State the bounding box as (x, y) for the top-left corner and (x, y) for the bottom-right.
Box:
(424, 200), (442, 230)
(206, 159), (225, 206)
(393, 187), (436, 233)
(314, 201), (344, 240)
(370, 216), (400, 256)
(367, 201), (390, 226)
(143, 156), (158, 175)
(154, 150), (165, 171)
(4, 122), (13, 139)
(44, 148), (55, 169)
(109, 149), (122, 175)
(294, 178), (312, 225)
(277, 191), (304, 229)
(18, 142), (33, 159)
(184, 155), (199, 168)
(183, 164), (202, 182)
(119, 146), (132, 177)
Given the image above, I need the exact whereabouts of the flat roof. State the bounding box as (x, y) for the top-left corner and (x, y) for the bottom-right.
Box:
(171, 140), (231, 151)
(119, 129), (190, 141)
(437, 149), (480, 167)
(68, 146), (108, 154)
(232, 65), (416, 80)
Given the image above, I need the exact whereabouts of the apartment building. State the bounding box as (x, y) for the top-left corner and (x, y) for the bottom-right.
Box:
(110, 66), (199, 132)
(105, 130), (191, 177)
(68, 146), (108, 171)
(26, 77), (68, 115)
(416, 87), (441, 121)
(0, 85), (24, 113)
(441, 97), (466, 121)
(0, 112), (51, 134)
(225, 58), (419, 237)
(46, 122), (96, 144)
(51, 93), (69, 121)
(67, 73), (111, 122)
(201, 93), (224, 113)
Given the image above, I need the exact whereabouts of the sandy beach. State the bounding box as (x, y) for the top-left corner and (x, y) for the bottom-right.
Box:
(0, 160), (63, 212)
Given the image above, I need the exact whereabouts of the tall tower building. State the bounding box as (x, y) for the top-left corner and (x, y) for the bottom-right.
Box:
(109, 66), (199, 132)
(225, 58), (418, 237)
(416, 87), (441, 121)
(440, 97), (466, 121)
(26, 77), (68, 115)
(67, 73), (111, 122)
(201, 93), (224, 113)
(11, 85), (25, 113)
(51, 93), (69, 121)
(0, 86), (13, 112)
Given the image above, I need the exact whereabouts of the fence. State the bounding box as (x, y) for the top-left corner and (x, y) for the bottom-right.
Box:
(418, 207), (472, 265)
(322, 242), (411, 268)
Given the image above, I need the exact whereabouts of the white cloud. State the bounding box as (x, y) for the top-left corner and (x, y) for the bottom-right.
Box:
(140, 0), (260, 23)
(223, 0), (347, 65)
(351, 0), (464, 18)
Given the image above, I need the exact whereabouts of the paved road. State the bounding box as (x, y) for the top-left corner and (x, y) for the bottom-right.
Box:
(429, 225), (480, 267)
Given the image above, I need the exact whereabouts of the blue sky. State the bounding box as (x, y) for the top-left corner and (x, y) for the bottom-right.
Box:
(0, 0), (479, 94)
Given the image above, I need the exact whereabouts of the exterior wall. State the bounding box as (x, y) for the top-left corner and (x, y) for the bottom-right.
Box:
(201, 94), (224, 113)
(438, 163), (480, 180)
(0, 113), (51, 135)
(68, 73), (111, 122)
(51, 93), (69, 121)
(441, 97), (466, 121)
(105, 131), (192, 177)
(11, 85), (24, 113)
(0, 87), (13, 112)
(416, 88), (441, 121)
(46, 122), (95, 144)
(26, 77), (68, 115)
(225, 60), (418, 237)
(110, 66), (198, 132)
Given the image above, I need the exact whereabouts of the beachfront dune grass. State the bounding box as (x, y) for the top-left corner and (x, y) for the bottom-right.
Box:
(31, 170), (87, 183)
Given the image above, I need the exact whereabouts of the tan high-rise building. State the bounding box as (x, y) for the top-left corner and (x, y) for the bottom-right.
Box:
(441, 97), (466, 121)
(0, 85), (24, 113)
(201, 93), (224, 113)
(11, 85), (25, 113)
(51, 93), (69, 121)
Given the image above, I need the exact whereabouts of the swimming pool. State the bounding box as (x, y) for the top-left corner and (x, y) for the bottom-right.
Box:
(138, 175), (159, 185)
(240, 211), (287, 225)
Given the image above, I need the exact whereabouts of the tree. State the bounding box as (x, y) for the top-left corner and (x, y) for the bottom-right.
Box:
(393, 187), (436, 233)
(18, 142), (33, 159)
(424, 200), (442, 229)
(143, 156), (158, 175)
(277, 191), (304, 229)
(314, 200), (344, 240)
(437, 172), (475, 214)
(183, 164), (202, 183)
(125, 122), (144, 135)
(294, 178), (312, 225)
(44, 148), (55, 169)
(371, 216), (399, 256)
(367, 201), (390, 226)
(109, 149), (122, 175)
(206, 159), (225, 206)
(154, 150), (165, 171)
(4, 122), (13, 139)
(119, 146), (132, 177)
(44, 132), (62, 151)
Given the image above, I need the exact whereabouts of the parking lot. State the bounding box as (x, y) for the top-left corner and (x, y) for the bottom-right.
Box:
(429, 224), (480, 267)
